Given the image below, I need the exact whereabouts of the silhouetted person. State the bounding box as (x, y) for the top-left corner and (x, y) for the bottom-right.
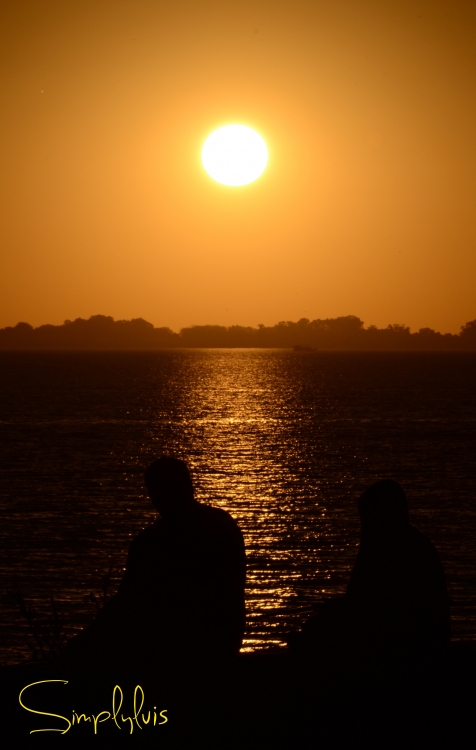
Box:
(345, 480), (450, 668)
(65, 456), (246, 673)
(293, 480), (450, 683)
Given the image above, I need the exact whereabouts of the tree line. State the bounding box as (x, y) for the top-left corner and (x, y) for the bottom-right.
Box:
(0, 314), (475, 350)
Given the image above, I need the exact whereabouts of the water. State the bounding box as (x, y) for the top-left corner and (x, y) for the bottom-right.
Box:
(1, 350), (476, 663)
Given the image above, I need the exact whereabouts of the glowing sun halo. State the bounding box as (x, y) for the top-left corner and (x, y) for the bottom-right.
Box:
(201, 125), (268, 186)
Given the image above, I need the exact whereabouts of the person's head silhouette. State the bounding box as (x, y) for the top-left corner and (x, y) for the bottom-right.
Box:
(145, 456), (195, 518)
(358, 479), (409, 537)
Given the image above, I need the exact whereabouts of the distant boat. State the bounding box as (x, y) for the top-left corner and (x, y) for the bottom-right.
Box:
(292, 345), (315, 352)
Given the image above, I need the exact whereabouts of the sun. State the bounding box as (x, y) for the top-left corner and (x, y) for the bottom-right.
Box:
(201, 125), (268, 186)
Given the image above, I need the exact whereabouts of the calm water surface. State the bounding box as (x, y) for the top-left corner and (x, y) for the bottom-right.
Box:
(1, 350), (476, 662)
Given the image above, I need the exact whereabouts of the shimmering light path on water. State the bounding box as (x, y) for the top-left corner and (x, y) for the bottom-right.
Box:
(1, 351), (476, 662)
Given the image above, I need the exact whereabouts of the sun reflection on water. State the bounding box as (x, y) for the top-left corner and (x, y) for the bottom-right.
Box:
(142, 350), (358, 650)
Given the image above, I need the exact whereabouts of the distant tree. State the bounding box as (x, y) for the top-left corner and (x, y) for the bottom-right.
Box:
(386, 324), (411, 334)
(460, 320), (476, 339)
(179, 325), (230, 347)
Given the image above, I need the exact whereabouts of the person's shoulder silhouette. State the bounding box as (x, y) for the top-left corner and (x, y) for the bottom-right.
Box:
(118, 456), (246, 659)
(66, 456), (246, 671)
(292, 479), (450, 681)
(346, 479), (451, 657)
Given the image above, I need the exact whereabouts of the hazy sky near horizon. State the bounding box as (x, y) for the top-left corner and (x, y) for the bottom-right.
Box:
(1, 0), (475, 333)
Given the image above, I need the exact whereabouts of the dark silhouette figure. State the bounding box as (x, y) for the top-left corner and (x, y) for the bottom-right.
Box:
(65, 456), (246, 673)
(292, 480), (451, 683)
(346, 480), (450, 667)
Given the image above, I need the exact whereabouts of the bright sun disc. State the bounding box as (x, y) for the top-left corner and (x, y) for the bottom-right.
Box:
(201, 125), (268, 186)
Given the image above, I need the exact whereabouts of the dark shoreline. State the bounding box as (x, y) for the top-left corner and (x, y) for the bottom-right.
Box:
(2, 313), (476, 351)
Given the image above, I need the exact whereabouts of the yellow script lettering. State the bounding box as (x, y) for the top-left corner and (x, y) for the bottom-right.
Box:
(121, 714), (134, 734)
(133, 685), (144, 730)
(93, 711), (111, 734)
(19, 680), (71, 735)
(75, 712), (91, 724)
(112, 685), (123, 730)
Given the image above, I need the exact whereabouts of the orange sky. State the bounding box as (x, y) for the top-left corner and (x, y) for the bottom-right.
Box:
(1, 0), (475, 333)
